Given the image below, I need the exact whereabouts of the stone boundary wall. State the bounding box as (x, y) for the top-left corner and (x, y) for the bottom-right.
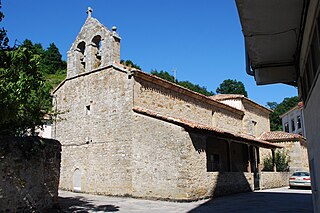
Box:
(0, 137), (61, 212)
(260, 172), (291, 189)
(206, 172), (254, 198)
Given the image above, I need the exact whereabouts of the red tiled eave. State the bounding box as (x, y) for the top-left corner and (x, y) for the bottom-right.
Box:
(259, 131), (306, 142)
(133, 106), (282, 149)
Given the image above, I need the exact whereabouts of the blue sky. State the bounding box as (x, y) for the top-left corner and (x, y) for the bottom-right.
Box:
(2, 0), (298, 106)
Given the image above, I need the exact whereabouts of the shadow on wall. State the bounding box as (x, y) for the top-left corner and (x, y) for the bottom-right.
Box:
(0, 137), (61, 212)
(189, 132), (253, 198)
(47, 195), (120, 212)
(211, 172), (252, 198)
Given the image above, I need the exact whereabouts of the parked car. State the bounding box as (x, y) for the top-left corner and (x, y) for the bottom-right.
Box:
(289, 171), (311, 188)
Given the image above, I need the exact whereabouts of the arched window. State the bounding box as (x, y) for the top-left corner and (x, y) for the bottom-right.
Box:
(73, 168), (81, 192)
(92, 35), (102, 68)
(76, 41), (86, 71)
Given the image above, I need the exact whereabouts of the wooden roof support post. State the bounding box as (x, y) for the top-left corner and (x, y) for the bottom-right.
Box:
(256, 146), (261, 174)
(227, 140), (232, 172)
(272, 149), (277, 172)
(247, 145), (252, 173)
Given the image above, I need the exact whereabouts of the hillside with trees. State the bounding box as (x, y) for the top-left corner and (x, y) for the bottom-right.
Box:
(20, 39), (67, 89)
(0, 3), (52, 136)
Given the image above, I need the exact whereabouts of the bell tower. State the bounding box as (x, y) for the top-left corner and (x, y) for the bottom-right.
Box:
(67, 7), (121, 78)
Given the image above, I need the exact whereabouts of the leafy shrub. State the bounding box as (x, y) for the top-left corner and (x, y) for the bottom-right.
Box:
(263, 149), (290, 172)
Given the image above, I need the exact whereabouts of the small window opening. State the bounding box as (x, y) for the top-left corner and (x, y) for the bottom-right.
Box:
(297, 116), (302, 129)
(76, 41), (86, 71)
(284, 122), (289, 132)
(291, 119), (295, 132)
(92, 35), (102, 68)
(86, 105), (91, 115)
(211, 111), (216, 127)
(248, 120), (257, 135)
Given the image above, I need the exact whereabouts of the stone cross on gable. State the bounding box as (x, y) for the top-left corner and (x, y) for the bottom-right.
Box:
(87, 7), (93, 18)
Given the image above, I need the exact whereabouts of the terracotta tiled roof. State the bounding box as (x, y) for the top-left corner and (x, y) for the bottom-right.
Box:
(298, 101), (304, 107)
(259, 131), (306, 142)
(133, 106), (282, 149)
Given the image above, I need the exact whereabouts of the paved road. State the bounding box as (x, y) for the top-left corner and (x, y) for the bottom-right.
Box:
(54, 187), (313, 213)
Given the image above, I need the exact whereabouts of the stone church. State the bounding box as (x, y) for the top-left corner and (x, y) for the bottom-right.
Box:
(52, 8), (282, 201)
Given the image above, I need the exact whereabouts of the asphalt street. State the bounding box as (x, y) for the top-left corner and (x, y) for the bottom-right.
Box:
(52, 187), (313, 213)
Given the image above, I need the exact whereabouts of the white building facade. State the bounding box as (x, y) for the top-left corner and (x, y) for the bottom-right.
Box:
(280, 103), (306, 137)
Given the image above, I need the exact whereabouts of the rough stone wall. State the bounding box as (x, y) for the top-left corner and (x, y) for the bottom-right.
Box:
(260, 141), (309, 172)
(67, 17), (120, 78)
(0, 137), (61, 212)
(131, 114), (190, 200)
(242, 101), (270, 137)
(131, 115), (253, 201)
(60, 142), (132, 196)
(279, 141), (309, 171)
(53, 67), (134, 195)
(133, 77), (243, 134)
(260, 147), (272, 169)
(180, 133), (253, 200)
(260, 172), (291, 189)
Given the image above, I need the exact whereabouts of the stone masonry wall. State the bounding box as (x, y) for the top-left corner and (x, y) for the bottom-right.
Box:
(54, 66), (262, 200)
(260, 141), (309, 172)
(242, 101), (270, 137)
(131, 114), (190, 200)
(0, 137), (61, 212)
(260, 172), (291, 189)
(53, 67), (134, 195)
(133, 77), (243, 134)
(67, 17), (120, 78)
(280, 140), (309, 171)
(179, 132), (253, 200)
(131, 115), (253, 201)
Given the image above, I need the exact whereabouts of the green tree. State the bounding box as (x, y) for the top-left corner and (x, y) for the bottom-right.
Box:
(216, 79), (248, 97)
(0, 5), (51, 136)
(266, 101), (278, 110)
(120, 59), (141, 70)
(151, 70), (176, 83)
(42, 42), (66, 74)
(151, 69), (214, 96)
(0, 0), (8, 50)
(267, 96), (300, 131)
(21, 39), (44, 55)
(0, 46), (52, 136)
(263, 150), (290, 172)
(19, 39), (67, 89)
(178, 80), (214, 96)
